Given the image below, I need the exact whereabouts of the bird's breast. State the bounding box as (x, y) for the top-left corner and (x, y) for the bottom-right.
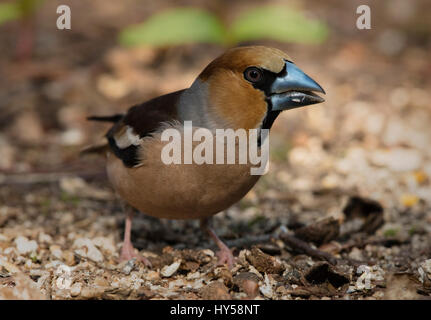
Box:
(106, 126), (263, 219)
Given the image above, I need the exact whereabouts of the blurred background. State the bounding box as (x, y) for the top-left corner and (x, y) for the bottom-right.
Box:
(1, 0), (430, 218)
(0, 0), (430, 300)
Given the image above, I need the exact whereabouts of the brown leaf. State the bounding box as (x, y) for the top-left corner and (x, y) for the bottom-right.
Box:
(342, 196), (384, 235)
(304, 262), (350, 288)
(200, 281), (231, 300)
(294, 217), (340, 246)
(246, 247), (285, 274)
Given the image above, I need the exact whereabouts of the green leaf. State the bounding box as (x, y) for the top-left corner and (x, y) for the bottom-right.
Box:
(230, 5), (329, 45)
(0, 0), (44, 26)
(119, 8), (227, 47)
(0, 2), (21, 25)
(18, 0), (45, 16)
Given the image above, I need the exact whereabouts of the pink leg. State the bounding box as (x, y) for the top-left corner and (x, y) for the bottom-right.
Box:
(120, 207), (152, 267)
(200, 218), (235, 269)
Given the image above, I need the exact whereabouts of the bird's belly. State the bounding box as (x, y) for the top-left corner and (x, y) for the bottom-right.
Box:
(106, 138), (261, 219)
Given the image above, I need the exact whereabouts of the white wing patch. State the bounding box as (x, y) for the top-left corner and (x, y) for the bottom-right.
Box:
(114, 125), (142, 149)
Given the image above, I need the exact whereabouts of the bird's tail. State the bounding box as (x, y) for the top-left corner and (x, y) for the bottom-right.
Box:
(80, 143), (109, 156)
(81, 113), (123, 156)
(87, 114), (124, 123)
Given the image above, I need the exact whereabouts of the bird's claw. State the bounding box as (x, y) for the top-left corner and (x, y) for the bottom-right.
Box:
(120, 243), (152, 267)
(215, 249), (235, 269)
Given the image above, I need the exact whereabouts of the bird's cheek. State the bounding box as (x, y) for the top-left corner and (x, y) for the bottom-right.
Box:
(209, 84), (267, 130)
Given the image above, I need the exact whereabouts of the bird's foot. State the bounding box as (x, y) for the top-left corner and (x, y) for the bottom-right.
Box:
(120, 242), (152, 267)
(200, 217), (236, 269)
(215, 247), (235, 269)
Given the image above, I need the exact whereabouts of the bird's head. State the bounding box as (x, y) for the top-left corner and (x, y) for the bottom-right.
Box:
(194, 46), (325, 130)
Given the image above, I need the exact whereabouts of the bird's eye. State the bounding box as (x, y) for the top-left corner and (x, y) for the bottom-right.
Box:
(244, 67), (263, 83)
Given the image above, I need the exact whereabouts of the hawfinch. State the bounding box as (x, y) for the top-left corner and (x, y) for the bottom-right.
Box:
(87, 46), (325, 267)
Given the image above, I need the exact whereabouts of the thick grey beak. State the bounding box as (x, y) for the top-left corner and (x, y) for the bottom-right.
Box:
(270, 61), (325, 111)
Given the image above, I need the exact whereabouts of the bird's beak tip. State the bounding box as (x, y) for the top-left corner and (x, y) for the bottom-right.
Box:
(269, 61), (326, 111)
(317, 83), (326, 95)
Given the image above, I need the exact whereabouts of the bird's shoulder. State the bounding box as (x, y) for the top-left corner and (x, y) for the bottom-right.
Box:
(107, 89), (185, 167)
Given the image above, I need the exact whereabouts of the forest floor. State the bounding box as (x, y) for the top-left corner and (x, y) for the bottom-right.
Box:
(0, 0), (431, 300)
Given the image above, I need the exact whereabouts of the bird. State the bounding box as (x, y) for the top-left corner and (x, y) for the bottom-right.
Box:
(85, 46), (325, 268)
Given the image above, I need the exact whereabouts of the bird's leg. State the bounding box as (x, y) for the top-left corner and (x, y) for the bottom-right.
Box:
(200, 218), (235, 268)
(120, 205), (152, 267)
(120, 207), (134, 260)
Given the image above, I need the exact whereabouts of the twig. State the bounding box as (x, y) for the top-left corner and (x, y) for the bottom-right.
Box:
(225, 234), (273, 248)
(0, 171), (106, 186)
(168, 234), (274, 251)
(279, 231), (338, 265)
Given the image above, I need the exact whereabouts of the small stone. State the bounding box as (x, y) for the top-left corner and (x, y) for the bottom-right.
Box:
(0, 258), (20, 274)
(420, 259), (431, 274)
(70, 282), (82, 297)
(161, 260), (181, 277)
(94, 276), (110, 288)
(122, 259), (135, 275)
(25, 259), (33, 269)
(370, 148), (423, 172)
(201, 249), (214, 257)
(144, 270), (160, 281)
(62, 251), (75, 265)
(80, 286), (104, 299)
(349, 247), (364, 261)
(60, 177), (87, 195)
(38, 233), (52, 243)
(418, 259), (431, 284)
(97, 74), (130, 99)
(50, 245), (63, 260)
(60, 177), (110, 200)
(0, 272), (48, 300)
(259, 274), (275, 299)
(186, 271), (201, 280)
(73, 238), (104, 263)
(14, 236), (38, 255)
(321, 174), (340, 189)
(60, 129), (84, 146)
(354, 265), (385, 291)
(92, 237), (116, 254)
(45, 260), (63, 269)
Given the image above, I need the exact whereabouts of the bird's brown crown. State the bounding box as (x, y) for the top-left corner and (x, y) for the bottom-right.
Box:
(199, 46), (292, 80)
